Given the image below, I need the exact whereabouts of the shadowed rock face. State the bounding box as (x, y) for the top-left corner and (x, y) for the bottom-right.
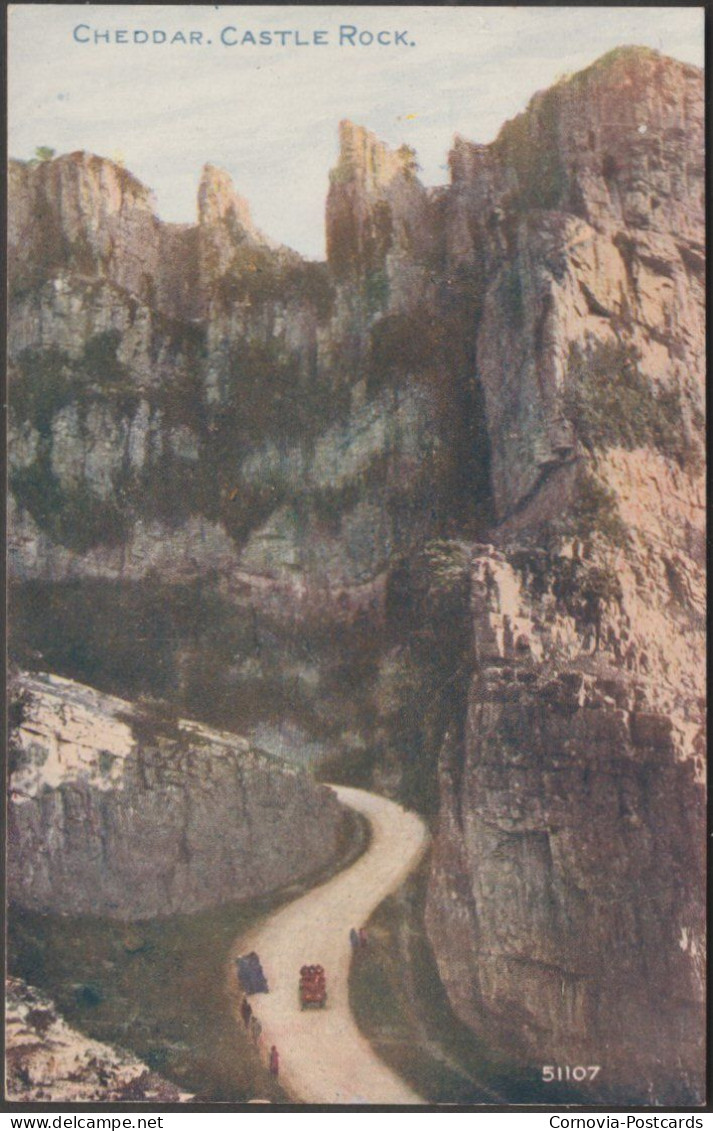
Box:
(425, 548), (705, 1105)
(7, 47), (705, 1103)
(8, 137), (466, 598)
(8, 673), (345, 920)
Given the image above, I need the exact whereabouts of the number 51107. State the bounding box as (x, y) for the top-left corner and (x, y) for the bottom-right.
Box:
(542, 1065), (601, 1082)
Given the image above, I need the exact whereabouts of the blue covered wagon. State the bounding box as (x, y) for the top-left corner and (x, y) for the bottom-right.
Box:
(236, 951), (269, 994)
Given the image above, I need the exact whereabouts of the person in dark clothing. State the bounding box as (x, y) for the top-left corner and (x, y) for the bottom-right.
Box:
(237, 956), (252, 993)
(269, 1045), (280, 1078)
(349, 927), (359, 951)
(240, 995), (252, 1028)
(254, 961), (269, 993)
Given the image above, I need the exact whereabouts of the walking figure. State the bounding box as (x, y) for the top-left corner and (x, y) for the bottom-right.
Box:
(349, 927), (359, 951)
(240, 995), (253, 1029)
(250, 1015), (262, 1047)
(269, 1045), (280, 1078)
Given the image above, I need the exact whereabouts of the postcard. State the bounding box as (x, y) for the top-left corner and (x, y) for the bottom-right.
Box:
(6, 4), (706, 1110)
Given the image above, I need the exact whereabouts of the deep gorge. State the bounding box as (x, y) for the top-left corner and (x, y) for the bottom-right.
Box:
(8, 46), (705, 1104)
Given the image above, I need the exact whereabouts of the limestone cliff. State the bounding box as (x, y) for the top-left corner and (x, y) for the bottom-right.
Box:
(422, 48), (705, 1105)
(8, 108), (479, 765)
(8, 672), (345, 919)
(425, 545), (704, 1104)
(444, 47), (704, 523)
(8, 142), (457, 596)
(7, 46), (705, 1104)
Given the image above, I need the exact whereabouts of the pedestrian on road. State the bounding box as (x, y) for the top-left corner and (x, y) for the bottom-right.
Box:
(349, 927), (359, 951)
(250, 1015), (262, 1047)
(240, 995), (252, 1029)
(269, 1045), (280, 1078)
(359, 927), (368, 949)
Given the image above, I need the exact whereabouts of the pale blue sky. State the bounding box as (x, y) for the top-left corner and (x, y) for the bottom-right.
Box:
(8, 5), (704, 257)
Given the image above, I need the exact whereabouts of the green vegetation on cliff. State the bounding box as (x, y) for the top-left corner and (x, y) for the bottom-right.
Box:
(11, 333), (139, 436)
(495, 87), (566, 212)
(11, 461), (130, 553)
(563, 340), (701, 471)
(510, 546), (623, 648)
(216, 245), (334, 320)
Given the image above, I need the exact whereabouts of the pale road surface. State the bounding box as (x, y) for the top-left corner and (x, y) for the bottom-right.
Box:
(228, 785), (430, 1104)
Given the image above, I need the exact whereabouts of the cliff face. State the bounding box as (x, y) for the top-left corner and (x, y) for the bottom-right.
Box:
(425, 547), (704, 1104)
(8, 153), (273, 322)
(9, 140), (459, 597)
(8, 107), (480, 773)
(8, 672), (345, 919)
(445, 47), (704, 522)
(423, 48), (705, 1105)
(8, 46), (705, 1104)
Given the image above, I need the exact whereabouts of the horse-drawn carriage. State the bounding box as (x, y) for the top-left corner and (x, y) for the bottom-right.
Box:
(237, 951), (269, 994)
(299, 964), (327, 1009)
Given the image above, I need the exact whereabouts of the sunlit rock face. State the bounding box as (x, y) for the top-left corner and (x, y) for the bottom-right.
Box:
(7, 47), (705, 1104)
(8, 672), (345, 920)
(423, 48), (705, 1106)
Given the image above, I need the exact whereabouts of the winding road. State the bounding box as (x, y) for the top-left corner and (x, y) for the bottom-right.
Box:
(228, 785), (430, 1104)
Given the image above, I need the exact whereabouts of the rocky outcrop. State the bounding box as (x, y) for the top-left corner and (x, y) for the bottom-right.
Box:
(326, 120), (438, 312)
(445, 47), (704, 522)
(8, 672), (346, 919)
(8, 154), (281, 323)
(6, 976), (190, 1102)
(423, 47), (705, 1107)
(324, 49), (704, 586)
(8, 132), (455, 598)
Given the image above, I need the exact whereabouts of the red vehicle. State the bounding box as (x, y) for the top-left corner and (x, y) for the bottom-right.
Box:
(299, 964), (327, 1009)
